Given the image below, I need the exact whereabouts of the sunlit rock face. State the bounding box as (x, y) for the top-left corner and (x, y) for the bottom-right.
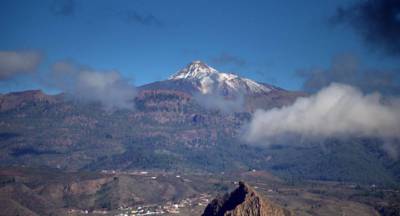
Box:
(202, 181), (291, 216)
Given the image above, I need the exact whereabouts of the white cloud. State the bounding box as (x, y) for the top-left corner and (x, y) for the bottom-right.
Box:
(245, 83), (400, 144)
(0, 51), (43, 80)
(49, 61), (136, 109)
(193, 75), (245, 113)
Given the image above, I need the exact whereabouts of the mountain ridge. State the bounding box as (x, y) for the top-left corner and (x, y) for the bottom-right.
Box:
(0, 61), (398, 186)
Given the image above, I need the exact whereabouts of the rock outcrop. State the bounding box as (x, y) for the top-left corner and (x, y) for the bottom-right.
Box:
(202, 181), (290, 216)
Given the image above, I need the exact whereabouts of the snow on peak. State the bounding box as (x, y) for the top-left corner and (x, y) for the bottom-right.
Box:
(169, 61), (272, 95)
(169, 61), (218, 80)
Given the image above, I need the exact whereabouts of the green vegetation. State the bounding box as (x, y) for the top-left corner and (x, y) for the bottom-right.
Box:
(0, 91), (399, 187)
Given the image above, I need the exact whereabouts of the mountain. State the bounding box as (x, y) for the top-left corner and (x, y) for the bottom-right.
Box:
(0, 61), (398, 186)
(141, 61), (283, 95)
(168, 61), (275, 95)
(0, 89), (58, 112)
(140, 61), (304, 111)
(202, 181), (291, 216)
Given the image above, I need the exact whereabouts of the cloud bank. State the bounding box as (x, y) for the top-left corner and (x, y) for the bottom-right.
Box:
(244, 83), (400, 151)
(297, 54), (400, 95)
(332, 0), (400, 56)
(48, 61), (136, 109)
(0, 51), (43, 80)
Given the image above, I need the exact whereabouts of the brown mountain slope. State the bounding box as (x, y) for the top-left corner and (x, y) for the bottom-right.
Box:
(202, 181), (290, 216)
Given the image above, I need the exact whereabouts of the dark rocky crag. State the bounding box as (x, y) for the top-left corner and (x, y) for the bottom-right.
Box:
(202, 181), (291, 216)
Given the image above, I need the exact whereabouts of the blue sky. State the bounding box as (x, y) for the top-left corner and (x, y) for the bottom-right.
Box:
(0, 0), (399, 93)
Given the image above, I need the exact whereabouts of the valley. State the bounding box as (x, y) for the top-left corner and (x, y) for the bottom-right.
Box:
(0, 167), (399, 215)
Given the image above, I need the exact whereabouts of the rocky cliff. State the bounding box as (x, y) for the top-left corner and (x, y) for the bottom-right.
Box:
(202, 181), (290, 216)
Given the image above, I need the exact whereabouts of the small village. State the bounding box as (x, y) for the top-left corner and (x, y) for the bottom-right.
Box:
(65, 192), (211, 216)
(113, 193), (211, 216)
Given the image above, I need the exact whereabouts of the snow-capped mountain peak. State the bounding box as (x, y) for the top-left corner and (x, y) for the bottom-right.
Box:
(169, 61), (272, 95)
(169, 61), (218, 80)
